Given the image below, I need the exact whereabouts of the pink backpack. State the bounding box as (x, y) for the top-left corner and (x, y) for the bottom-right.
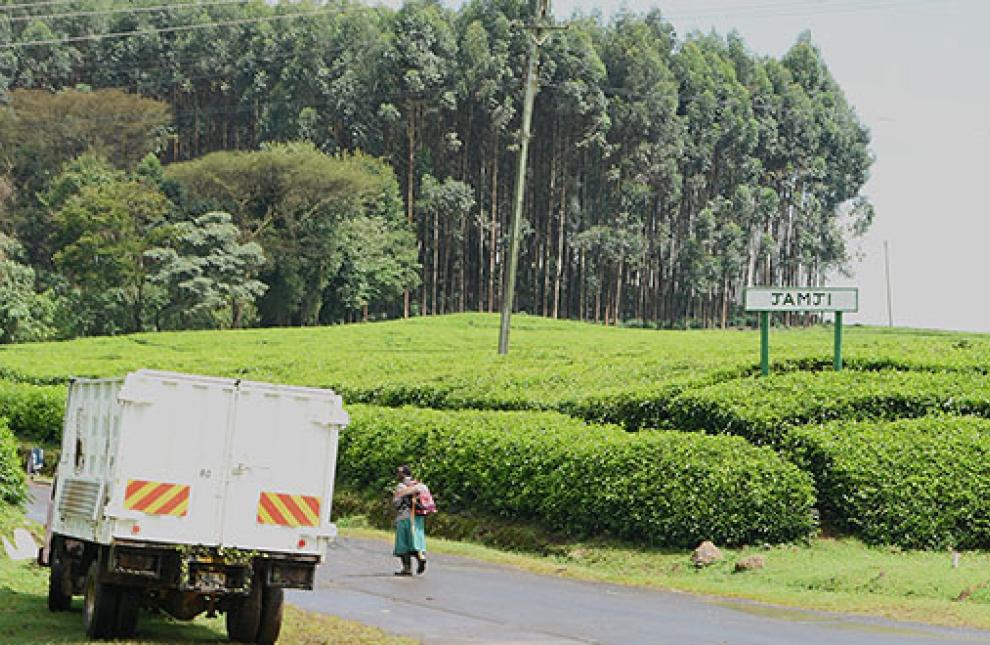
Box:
(413, 483), (437, 516)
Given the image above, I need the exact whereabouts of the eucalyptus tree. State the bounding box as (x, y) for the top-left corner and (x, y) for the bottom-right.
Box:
(377, 0), (459, 316)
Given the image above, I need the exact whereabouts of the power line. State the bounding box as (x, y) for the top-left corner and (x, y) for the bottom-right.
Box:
(662, 0), (944, 21)
(0, 0), (91, 11)
(3, 5), (374, 49)
(5, 0), (252, 23)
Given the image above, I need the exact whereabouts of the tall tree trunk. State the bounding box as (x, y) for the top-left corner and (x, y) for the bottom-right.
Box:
(488, 139), (499, 314)
(552, 173), (566, 319)
(614, 256), (623, 326)
(432, 209), (439, 315)
(404, 106), (416, 318)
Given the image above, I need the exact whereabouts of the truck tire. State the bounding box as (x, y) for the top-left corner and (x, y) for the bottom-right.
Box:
(255, 585), (284, 645)
(115, 588), (140, 638)
(83, 561), (120, 640)
(48, 554), (73, 612)
(226, 581), (261, 643)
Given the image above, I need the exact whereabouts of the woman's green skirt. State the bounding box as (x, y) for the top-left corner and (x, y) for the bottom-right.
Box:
(394, 515), (426, 556)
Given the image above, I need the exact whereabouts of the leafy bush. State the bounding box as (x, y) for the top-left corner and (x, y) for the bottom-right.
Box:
(338, 405), (817, 547)
(785, 417), (990, 549)
(0, 314), (986, 419)
(667, 370), (990, 445)
(0, 418), (27, 505)
(0, 382), (66, 443)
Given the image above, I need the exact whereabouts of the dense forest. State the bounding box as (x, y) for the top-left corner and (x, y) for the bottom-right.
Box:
(0, 0), (873, 339)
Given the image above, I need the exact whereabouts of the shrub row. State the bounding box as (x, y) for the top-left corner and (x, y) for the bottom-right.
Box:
(338, 405), (817, 547)
(0, 418), (27, 505)
(785, 416), (990, 549)
(0, 381), (66, 443)
(667, 370), (990, 445)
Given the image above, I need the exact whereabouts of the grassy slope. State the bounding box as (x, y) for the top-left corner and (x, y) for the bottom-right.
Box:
(5, 314), (990, 630)
(3, 314), (990, 409)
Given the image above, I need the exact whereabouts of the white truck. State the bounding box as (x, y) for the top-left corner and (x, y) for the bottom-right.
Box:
(40, 370), (348, 642)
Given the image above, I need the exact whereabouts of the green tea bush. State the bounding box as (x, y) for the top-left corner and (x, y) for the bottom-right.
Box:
(0, 419), (27, 505)
(667, 370), (990, 445)
(338, 405), (817, 547)
(785, 417), (990, 549)
(0, 382), (66, 443)
(0, 314), (987, 419)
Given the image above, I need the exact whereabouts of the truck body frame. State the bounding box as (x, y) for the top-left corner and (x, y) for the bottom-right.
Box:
(43, 370), (348, 642)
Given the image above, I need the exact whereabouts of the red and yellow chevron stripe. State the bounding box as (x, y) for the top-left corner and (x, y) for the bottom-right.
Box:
(124, 479), (190, 517)
(257, 491), (321, 527)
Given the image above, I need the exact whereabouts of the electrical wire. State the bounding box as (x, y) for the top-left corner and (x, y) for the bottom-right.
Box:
(0, 0), (94, 11)
(2, 5), (374, 48)
(661, 0), (946, 21)
(4, 0), (254, 23)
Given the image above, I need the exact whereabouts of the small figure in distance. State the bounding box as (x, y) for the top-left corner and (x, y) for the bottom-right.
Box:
(392, 464), (427, 576)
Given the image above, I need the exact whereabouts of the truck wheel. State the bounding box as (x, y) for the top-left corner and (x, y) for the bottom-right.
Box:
(48, 554), (73, 612)
(115, 588), (140, 638)
(255, 585), (283, 645)
(226, 581), (261, 643)
(83, 561), (120, 639)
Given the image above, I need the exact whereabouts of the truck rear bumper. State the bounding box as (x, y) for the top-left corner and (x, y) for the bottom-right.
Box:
(107, 540), (319, 593)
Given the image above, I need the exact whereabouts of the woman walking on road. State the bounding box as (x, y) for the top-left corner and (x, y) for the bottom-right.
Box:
(393, 464), (427, 576)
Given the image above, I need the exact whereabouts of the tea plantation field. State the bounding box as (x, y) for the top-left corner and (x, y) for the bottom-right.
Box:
(4, 313), (990, 550)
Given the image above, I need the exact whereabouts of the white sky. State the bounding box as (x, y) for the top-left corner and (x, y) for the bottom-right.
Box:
(378, 0), (990, 332)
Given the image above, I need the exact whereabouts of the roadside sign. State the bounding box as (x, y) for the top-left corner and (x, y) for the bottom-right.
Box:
(743, 286), (858, 376)
(744, 287), (858, 313)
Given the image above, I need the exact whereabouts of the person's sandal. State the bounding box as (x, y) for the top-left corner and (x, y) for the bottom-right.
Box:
(394, 570), (413, 576)
(416, 556), (427, 575)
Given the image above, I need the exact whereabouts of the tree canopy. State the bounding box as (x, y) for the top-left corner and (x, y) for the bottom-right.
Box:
(0, 0), (874, 338)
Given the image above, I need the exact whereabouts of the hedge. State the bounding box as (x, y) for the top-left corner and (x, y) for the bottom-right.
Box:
(0, 381), (66, 443)
(338, 405), (817, 547)
(667, 370), (990, 445)
(0, 418), (27, 506)
(785, 416), (990, 549)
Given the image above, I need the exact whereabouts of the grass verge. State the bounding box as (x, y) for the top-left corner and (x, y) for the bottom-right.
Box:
(339, 523), (990, 631)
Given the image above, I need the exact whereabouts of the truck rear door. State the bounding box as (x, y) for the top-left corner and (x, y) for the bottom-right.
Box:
(218, 381), (345, 556)
(107, 372), (234, 546)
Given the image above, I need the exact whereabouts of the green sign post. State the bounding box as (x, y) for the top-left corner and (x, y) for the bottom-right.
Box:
(744, 287), (859, 377)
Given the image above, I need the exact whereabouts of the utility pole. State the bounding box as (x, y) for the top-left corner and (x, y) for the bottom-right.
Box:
(498, 0), (552, 355)
(883, 240), (894, 327)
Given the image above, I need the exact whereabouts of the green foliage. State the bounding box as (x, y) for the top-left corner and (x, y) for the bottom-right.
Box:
(53, 179), (171, 336)
(785, 417), (990, 549)
(667, 370), (990, 445)
(144, 211), (267, 330)
(0, 316), (987, 419)
(339, 405), (817, 547)
(166, 145), (417, 326)
(0, 238), (56, 343)
(40, 153), (125, 212)
(0, 418), (27, 506)
(1, 4), (874, 329)
(0, 382), (65, 444)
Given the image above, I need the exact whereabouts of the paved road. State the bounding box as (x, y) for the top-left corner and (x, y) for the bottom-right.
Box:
(27, 481), (49, 525)
(288, 536), (990, 645)
(27, 484), (990, 644)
